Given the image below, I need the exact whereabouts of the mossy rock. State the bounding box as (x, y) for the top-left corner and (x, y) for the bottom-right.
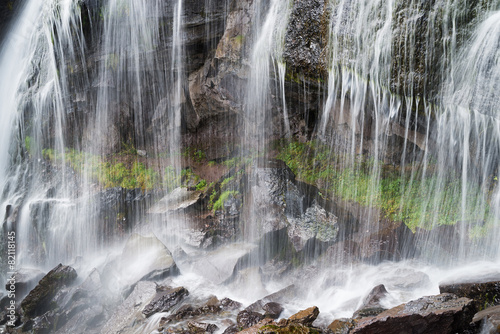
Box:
(21, 264), (77, 318)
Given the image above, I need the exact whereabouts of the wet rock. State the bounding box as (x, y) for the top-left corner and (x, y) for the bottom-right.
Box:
(263, 302), (284, 319)
(353, 284), (388, 319)
(222, 324), (239, 334)
(260, 258), (292, 281)
(244, 159), (295, 237)
(101, 281), (156, 334)
(472, 305), (500, 332)
(289, 306), (320, 326)
(161, 296), (241, 324)
(237, 309), (265, 329)
(328, 318), (356, 334)
(283, 0), (329, 77)
(21, 263), (77, 318)
(260, 322), (312, 333)
(102, 233), (179, 293)
(190, 243), (256, 285)
(287, 201), (338, 252)
(50, 269), (112, 332)
(352, 293), (475, 334)
(440, 280), (500, 310)
(220, 297), (242, 310)
(238, 318), (274, 334)
(142, 286), (189, 318)
(388, 268), (431, 290)
(4, 268), (45, 299)
(187, 321), (219, 333)
(246, 285), (297, 312)
(149, 187), (203, 213)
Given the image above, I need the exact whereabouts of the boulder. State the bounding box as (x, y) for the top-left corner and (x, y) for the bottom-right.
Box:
(142, 286), (189, 318)
(237, 309), (265, 329)
(21, 264), (77, 318)
(187, 321), (219, 333)
(351, 293), (475, 334)
(328, 318), (356, 334)
(263, 302), (284, 319)
(246, 285), (297, 312)
(102, 233), (179, 293)
(288, 306), (320, 326)
(440, 280), (500, 310)
(353, 284), (389, 319)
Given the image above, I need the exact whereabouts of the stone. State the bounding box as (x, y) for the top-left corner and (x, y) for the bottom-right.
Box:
(263, 302), (284, 319)
(21, 264), (77, 318)
(328, 318), (356, 334)
(148, 187), (203, 213)
(187, 321), (219, 333)
(102, 233), (179, 293)
(353, 284), (388, 319)
(440, 280), (500, 310)
(237, 309), (265, 329)
(351, 293), (476, 334)
(142, 286), (189, 318)
(246, 285), (297, 312)
(289, 306), (320, 326)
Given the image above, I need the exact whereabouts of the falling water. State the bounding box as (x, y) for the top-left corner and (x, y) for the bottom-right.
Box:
(0, 0), (500, 331)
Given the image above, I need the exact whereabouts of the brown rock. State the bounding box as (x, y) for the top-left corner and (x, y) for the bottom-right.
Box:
(440, 280), (500, 310)
(352, 293), (475, 334)
(328, 318), (356, 334)
(289, 306), (319, 326)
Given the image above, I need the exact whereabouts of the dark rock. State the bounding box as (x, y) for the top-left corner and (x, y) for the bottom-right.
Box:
(440, 280), (500, 310)
(352, 293), (476, 334)
(246, 285), (297, 312)
(328, 318), (356, 334)
(353, 284), (388, 319)
(21, 264), (77, 318)
(142, 286), (189, 318)
(237, 309), (265, 329)
(222, 324), (239, 334)
(4, 268), (45, 299)
(283, 0), (329, 77)
(263, 302), (284, 319)
(288, 306), (319, 326)
(187, 321), (219, 333)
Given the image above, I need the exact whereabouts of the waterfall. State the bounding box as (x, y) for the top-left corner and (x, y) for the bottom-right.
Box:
(0, 0), (500, 331)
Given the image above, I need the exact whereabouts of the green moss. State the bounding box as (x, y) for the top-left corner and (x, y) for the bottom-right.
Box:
(212, 190), (239, 212)
(276, 140), (492, 231)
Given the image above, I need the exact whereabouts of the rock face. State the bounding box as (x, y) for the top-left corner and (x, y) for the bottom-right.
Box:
(20, 264), (77, 318)
(351, 293), (476, 334)
(283, 0), (329, 76)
